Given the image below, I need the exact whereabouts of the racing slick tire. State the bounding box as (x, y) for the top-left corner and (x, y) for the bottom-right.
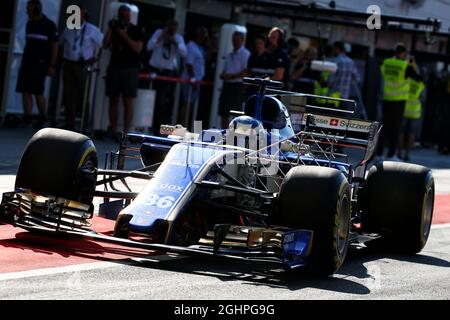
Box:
(277, 166), (351, 276)
(15, 128), (98, 205)
(360, 161), (434, 254)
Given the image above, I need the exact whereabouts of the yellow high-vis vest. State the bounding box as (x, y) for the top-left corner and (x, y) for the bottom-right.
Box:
(314, 71), (340, 107)
(404, 80), (425, 120)
(381, 57), (410, 101)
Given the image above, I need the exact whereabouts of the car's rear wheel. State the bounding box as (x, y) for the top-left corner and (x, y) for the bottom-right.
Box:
(276, 166), (351, 276)
(360, 161), (434, 253)
(15, 128), (98, 205)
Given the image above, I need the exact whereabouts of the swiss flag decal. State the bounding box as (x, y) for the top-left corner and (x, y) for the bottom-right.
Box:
(330, 119), (339, 126)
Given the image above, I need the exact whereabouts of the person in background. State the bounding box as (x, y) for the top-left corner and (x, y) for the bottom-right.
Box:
(376, 43), (422, 161)
(246, 34), (274, 97)
(103, 5), (143, 139)
(328, 41), (361, 102)
(290, 47), (323, 95)
(196, 35), (217, 128)
(61, 4), (103, 132)
(146, 20), (187, 133)
(313, 45), (340, 107)
(266, 27), (290, 87)
(16, 0), (58, 129)
(437, 69), (450, 154)
(397, 58), (425, 162)
(286, 37), (303, 88)
(218, 31), (250, 128)
(179, 26), (208, 128)
(287, 38), (301, 61)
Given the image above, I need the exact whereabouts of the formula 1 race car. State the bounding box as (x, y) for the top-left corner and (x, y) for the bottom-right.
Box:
(0, 78), (435, 276)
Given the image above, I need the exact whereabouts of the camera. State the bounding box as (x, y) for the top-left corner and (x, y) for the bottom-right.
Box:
(163, 34), (175, 47)
(108, 15), (128, 30)
(161, 27), (176, 46)
(108, 17), (128, 30)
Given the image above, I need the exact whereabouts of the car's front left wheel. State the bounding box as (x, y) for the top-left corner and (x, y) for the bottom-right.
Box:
(15, 128), (98, 205)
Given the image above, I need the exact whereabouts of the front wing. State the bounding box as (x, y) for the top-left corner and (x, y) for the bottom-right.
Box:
(0, 190), (313, 270)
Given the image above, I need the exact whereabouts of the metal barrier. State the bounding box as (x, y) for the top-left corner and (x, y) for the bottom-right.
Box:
(80, 65), (99, 133)
(58, 71), (213, 134)
(138, 73), (213, 130)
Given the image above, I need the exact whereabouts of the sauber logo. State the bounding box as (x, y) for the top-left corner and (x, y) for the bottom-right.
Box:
(329, 119), (339, 126)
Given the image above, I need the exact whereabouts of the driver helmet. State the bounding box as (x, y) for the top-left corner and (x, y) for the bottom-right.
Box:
(227, 116), (268, 150)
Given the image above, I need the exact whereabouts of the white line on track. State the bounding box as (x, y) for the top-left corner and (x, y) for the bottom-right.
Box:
(0, 262), (119, 281)
(431, 223), (450, 230)
(1, 225), (448, 282)
(0, 254), (187, 282)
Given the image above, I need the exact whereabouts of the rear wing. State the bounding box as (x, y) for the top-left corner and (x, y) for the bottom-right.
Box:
(293, 112), (378, 139)
(276, 93), (381, 166)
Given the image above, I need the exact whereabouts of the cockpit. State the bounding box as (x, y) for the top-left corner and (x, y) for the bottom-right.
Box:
(243, 94), (295, 139)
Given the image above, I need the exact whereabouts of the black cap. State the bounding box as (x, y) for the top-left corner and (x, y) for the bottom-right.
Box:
(395, 43), (407, 55)
(28, 0), (42, 13)
(118, 4), (131, 13)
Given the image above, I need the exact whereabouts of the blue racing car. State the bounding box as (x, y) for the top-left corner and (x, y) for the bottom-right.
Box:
(0, 78), (435, 276)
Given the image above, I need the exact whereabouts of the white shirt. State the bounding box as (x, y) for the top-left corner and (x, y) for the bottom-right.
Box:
(182, 41), (205, 81)
(222, 46), (250, 83)
(147, 29), (187, 71)
(62, 22), (103, 61)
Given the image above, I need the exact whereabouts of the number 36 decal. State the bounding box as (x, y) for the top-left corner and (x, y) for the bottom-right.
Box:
(145, 194), (175, 209)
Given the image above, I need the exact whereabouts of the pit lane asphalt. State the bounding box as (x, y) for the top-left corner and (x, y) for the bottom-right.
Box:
(0, 226), (449, 299)
(0, 128), (449, 300)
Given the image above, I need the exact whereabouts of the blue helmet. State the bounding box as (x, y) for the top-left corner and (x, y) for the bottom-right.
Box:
(227, 116), (267, 150)
(228, 116), (263, 133)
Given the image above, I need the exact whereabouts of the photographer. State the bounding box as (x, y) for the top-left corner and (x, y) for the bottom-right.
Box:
(103, 4), (143, 138)
(146, 20), (187, 133)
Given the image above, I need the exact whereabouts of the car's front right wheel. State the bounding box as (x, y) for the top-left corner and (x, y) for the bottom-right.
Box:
(276, 166), (351, 276)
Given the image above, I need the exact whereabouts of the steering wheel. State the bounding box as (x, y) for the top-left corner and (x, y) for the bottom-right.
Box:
(243, 77), (284, 94)
(243, 77), (284, 125)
